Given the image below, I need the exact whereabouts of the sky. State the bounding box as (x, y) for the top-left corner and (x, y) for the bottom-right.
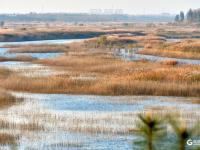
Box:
(0, 0), (200, 14)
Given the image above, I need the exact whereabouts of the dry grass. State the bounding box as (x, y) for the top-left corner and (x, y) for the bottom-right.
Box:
(8, 44), (69, 53)
(0, 55), (36, 62)
(160, 60), (178, 66)
(0, 68), (11, 78)
(0, 119), (44, 131)
(0, 133), (18, 145)
(140, 39), (200, 59)
(0, 23), (147, 43)
(0, 40), (199, 96)
(0, 90), (22, 108)
(0, 34), (199, 96)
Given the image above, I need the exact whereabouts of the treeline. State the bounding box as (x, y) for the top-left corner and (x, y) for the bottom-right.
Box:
(175, 8), (200, 22)
(0, 13), (174, 23)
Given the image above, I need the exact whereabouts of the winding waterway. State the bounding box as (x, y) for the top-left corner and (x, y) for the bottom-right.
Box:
(118, 48), (200, 65)
(0, 38), (200, 149)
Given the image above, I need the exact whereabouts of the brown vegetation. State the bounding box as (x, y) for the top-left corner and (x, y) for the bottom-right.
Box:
(160, 60), (178, 66)
(0, 55), (36, 62)
(0, 91), (22, 108)
(0, 119), (44, 131)
(0, 23), (146, 42)
(0, 68), (11, 78)
(7, 44), (69, 53)
(0, 39), (199, 97)
(140, 39), (200, 59)
(0, 133), (18, 145)
(0, 27), (199, 96)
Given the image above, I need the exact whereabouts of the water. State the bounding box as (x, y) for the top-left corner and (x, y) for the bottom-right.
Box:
(0, 61), (60, 77)
(12, 93), (200, 112)
(0, 92), (199, 150)
(0, 39), (83, 47)
(19, 52), (64, 59)
(117, 38), (200, 65)
(0, 49), (63, 59)
(0, 38), (200, 149)
(0, 39), (83, 59)
(118, 48), (200, 65)
(166, 38), (182, 43)
(0, 39), (84, 76)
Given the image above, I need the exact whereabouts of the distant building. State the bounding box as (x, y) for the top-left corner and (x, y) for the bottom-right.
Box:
(89, 9), (124, 15)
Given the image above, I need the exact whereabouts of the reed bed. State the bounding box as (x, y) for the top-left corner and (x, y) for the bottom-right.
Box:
(140, 39), (200, 59)
(0, 67), (11, 78)
(8, 44), (69, 53)
(1, 101), (199, 135)
(1, 75), (199, 96)
(0, 90), (199, 148)
(160, 60), (178, 66)
(0, 55), (36, 62)
(0, 90), (22, 108)
(0, 133), (18, 145)
(0, 100), (199, 135)
(0, 39), (200, 96)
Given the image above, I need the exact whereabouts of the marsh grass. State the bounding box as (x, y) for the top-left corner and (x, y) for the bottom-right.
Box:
(160, 60), (178, 66)
(140, 39), (200, 59)
(0, 55), (36, 62)
(8, 44), (69, 53)
(1, 73), (200, 97)
(0, 91), (22, 108)
(0, 68), (11, 78)
(0, 119), (44, 131)
(0, 133), (18, 146)
(0, 40), (199, 96)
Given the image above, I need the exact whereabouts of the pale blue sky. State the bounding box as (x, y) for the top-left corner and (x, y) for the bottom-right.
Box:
(0, 0), (199, 14)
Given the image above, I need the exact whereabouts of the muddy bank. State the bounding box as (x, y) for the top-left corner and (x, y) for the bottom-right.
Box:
(0, 31), (145, 42)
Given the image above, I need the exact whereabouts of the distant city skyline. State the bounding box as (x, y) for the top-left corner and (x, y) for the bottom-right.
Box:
(0, 0), (199, 14)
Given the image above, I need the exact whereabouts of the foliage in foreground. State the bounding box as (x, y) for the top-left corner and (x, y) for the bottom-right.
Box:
(133, 113), (200, 150)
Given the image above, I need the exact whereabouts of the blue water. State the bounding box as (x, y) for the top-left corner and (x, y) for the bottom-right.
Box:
(14, 93), (200, 112)
(11, 93), (200, 150)
(0, 37), (199, 150)
(118, 48), (200, 65)
(0, 39), (83, 59)
(0, 47), (63, 59)
(0, 39), (83, 46)
(0, 61), (42, 68)
(22, 52), (64, 59)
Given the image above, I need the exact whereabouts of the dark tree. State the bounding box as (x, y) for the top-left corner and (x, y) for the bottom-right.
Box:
(180, 11), (184, 22)
(175, 15), (180, 22)
(0, 21), (4, 28)
(187, 9), (194, 22)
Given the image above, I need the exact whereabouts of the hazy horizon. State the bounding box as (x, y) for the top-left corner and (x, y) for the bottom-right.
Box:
(0, 0), (200, 15)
